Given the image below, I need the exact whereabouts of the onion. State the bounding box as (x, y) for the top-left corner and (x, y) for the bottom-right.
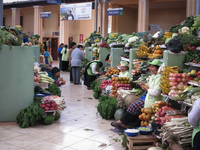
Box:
(171, 86), (177, 90)
(182, 78), (187, 82)
(173, 73), (178, 78)
(169, 73), (174, 77)
(177, 82), (184, 90)
(177, 78), (182, 82)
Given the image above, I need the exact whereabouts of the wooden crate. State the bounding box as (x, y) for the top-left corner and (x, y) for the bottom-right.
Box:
(126, 134), (157, 150)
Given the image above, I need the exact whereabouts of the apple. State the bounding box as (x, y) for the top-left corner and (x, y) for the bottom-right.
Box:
(173, 73), (178, 78)
(177, 73), (182, 78)
(177, 78), (182, 82)
(182, 78), (187, 82)
(169, 73), (174, 77)
(172, 82), (178, 86)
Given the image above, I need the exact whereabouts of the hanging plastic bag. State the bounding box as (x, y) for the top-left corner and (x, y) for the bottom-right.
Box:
(166, 37), (183, 53)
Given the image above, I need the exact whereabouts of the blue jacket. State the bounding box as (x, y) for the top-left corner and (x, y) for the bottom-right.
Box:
(48, 71), (57, 84)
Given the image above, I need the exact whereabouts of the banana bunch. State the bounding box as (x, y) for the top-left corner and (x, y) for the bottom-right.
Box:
(160, 66), (179, 94)
(136, 45), (153, 58)
(163, 32), (173, 39)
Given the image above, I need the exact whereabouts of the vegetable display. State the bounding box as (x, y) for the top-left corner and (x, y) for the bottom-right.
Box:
(39, 74), (55, 85)
(97, 95), (118, 119)
(91, 80), (102, 99)
(45, 84), (61, 97)
(160, 117), (192, 148)
(16, 102), (45, 128)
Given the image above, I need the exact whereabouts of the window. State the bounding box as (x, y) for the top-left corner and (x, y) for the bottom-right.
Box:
(20, 16), (23, 27)
(3, 17), (5, 26)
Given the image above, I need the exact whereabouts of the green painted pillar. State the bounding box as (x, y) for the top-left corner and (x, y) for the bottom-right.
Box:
(85, 47), (93, 60)
(0, 45), (34, 121)
(99, 47), (110, 67)
(111, 47), (125, 68)
(163, 50), (186, 68)
(32, 46), (40, 63)
(129, 48), (139, 79)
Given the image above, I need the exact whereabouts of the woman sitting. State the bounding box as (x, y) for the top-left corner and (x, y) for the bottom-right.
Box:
(119, 61), (129, 78)
(111, 59), (162, 129)
(48, 67), (64, 86)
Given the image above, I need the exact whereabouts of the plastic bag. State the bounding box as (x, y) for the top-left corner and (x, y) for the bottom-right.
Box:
(166, 37), (183, 53)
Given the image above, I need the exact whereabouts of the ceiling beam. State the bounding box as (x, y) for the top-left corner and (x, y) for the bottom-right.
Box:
(150, 0), (185, 2)
(110, 0), (138, 5)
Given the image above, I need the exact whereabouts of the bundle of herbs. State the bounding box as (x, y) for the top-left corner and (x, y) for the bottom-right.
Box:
(97, 95), (118, 119)
(91, 79), (102, 99)
(45, 84), (61, 97)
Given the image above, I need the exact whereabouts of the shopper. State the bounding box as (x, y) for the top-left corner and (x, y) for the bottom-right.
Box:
(61, 45), (69, 71)
(58, 43), (64, 70)
(111, 59), (162, 129)
(84, 60), (103, 90)
(44, 49), (50, 64)
(119, 61), (129, 77)
(188, 98), (200, 150)
(48, 67), (64, 87)
(71, 45), (85, 85)
(69, 42), (77, 83)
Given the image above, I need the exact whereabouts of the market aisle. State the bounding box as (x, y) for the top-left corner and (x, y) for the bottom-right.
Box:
(0, 61), (124, 150)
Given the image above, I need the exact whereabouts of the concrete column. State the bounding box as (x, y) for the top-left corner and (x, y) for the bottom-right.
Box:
(0, 1), (3, 26)
(196, 0), (200, 15)
(138, 0), (149, 32)
(33, 6), (43, 42)
(59, 20), (69, 44)
(11, 8), (20, 26)
(186, 0), (196, 17)
(101, 0), (109, 38)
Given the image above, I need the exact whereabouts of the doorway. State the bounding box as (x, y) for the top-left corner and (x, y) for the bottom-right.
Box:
(51, 38), (58, 60)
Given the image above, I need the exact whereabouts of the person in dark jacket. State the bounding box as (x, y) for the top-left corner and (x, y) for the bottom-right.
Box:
(48, 67), (64, 86)
(57, 43), (64, 70)
(84, 61), (103, 89)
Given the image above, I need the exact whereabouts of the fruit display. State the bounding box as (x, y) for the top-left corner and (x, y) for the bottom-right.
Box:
(188, 70), (200, 82)
(105, 67), (120, 77)
(139, 107), (156, 127)
(136, 45), (153, 58)
(168, 73), (188, 98)
(148, 46), (164, 59)
(139, 101), (171, 126)
(100, 80), (112, 90)
(163, 32), (173, 39)
(160, 66), (180, 94)
(110, 77), (131, 97)
(93, 48), (99, 60)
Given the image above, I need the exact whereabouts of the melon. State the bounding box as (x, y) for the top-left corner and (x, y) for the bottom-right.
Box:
(114, 108), (125, 120)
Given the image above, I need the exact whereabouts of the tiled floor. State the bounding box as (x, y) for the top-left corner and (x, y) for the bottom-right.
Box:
(0, 62), (125, 150)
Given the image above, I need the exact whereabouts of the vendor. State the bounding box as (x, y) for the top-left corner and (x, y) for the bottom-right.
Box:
(48, 67), (64, 86)
(188, 98), (200, 150)
(111, 59), (162, 129)
(84, 61), (103, 90)
(139, 59), (162, 108)
(119, 61), (129, 78)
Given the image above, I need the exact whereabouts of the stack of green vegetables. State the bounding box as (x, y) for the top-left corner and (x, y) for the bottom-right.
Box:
(39, 73), (55, 85)
(45, 84), (61, 97)
(97, 95), (118, 120)
(91, 79), (102, 99)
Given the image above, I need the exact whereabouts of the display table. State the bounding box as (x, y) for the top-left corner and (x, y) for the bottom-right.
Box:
(126, 134), (157, 150)
(32, 45), (40, 63)
(0, 45), (34, 121)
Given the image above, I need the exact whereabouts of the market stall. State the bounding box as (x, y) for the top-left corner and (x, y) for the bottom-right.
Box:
(83, 14), (200, 150)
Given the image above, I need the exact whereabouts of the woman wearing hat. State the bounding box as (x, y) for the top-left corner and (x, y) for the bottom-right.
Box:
(111, 59), (162, 129)
(119, 61), (129, 78)
(48, 67), (64, 86)
(139, 59), (162, 108)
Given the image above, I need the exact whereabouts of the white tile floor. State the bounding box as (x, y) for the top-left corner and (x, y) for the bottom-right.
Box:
(0, 61), (125, 150)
